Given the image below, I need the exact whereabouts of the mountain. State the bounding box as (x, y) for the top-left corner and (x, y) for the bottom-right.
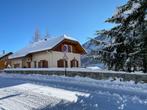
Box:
(81, 35), (110, 69)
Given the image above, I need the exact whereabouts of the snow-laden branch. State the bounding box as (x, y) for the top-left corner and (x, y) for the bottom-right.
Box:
(91, 39), (110, 45)
(104, 42), (123, 48)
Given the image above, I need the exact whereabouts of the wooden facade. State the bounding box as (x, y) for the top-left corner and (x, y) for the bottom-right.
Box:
(0, 52), (12, 70)
(52, 39), (86, 54)
(0, 61), (5, 70)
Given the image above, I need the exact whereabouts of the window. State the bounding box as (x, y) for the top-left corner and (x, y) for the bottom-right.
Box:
(34, 61), (37, 68)
(38, 62), (41, 68)
(27, 62), (31, 68)
(68, 45), (72, 52)
(62, 44), (72, 53)
(57, 59), (68, 68)
(62, 44), (68, 52)
(14, 64), (20, 68)
(42, 60), (48, 68)
(71, 59), (79, 68)
(38, 60), (48, 68)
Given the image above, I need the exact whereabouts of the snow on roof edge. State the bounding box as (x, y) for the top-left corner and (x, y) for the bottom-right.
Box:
(9, 35), (79, 59)
(0, 52), (12, 59)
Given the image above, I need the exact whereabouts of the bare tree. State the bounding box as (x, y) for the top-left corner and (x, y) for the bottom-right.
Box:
(33, 28), (41, 42)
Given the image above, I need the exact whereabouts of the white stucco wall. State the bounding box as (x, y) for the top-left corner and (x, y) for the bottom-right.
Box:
(31, 51), (81, 68)
(11, 51), (81, 68)
(32, 51), (50, 68)
(49, 51), (81, 67)
(11, 58), (22, 68)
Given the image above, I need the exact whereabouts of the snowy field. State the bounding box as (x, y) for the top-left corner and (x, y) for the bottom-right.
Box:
(0, 73), (147, 110)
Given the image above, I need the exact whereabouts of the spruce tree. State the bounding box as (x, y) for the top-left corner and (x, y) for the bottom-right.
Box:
(95, 0), (147, 72)
(137, 0), (147, 72)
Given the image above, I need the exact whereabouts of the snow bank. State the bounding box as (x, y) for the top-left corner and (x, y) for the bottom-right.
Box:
(86, 66), (102, 70)
(5, 68), (146, 75)
(0, 83), (89, 110)
(13, 83), (89, 102)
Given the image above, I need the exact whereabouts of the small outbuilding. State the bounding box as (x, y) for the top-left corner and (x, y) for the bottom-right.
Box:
(0, 52), (13, 69)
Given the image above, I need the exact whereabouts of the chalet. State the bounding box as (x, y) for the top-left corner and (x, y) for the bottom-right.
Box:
(9, 35), (86, 68)
(0, 52), (13, 70)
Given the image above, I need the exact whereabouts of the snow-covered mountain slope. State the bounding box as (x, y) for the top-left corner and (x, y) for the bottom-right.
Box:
(83, 35), (107, 53)
(81, 35), (110, 68)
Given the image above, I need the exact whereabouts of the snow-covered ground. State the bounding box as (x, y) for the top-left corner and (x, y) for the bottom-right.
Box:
(0, 73), (147, 110)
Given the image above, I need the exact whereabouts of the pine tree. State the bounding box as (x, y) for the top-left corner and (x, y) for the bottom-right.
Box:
(136, 0), (147, 72)
(95, 0), (147, 72)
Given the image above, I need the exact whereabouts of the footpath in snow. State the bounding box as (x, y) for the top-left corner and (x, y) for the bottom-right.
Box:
(0, 73), (147, 110)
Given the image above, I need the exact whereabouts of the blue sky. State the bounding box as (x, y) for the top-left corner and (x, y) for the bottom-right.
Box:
(0, 0), (127, 53)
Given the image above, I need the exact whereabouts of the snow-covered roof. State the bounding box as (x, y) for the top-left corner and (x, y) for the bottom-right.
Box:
(0, 52), (12, 59)
(0, 54), (5, 58)
(9, 34), (78, 59)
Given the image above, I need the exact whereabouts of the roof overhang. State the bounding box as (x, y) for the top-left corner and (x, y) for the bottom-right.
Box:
(9, 35), (86, 59)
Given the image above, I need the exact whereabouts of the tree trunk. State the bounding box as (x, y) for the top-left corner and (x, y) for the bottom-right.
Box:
(143, 54), (147, 73)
